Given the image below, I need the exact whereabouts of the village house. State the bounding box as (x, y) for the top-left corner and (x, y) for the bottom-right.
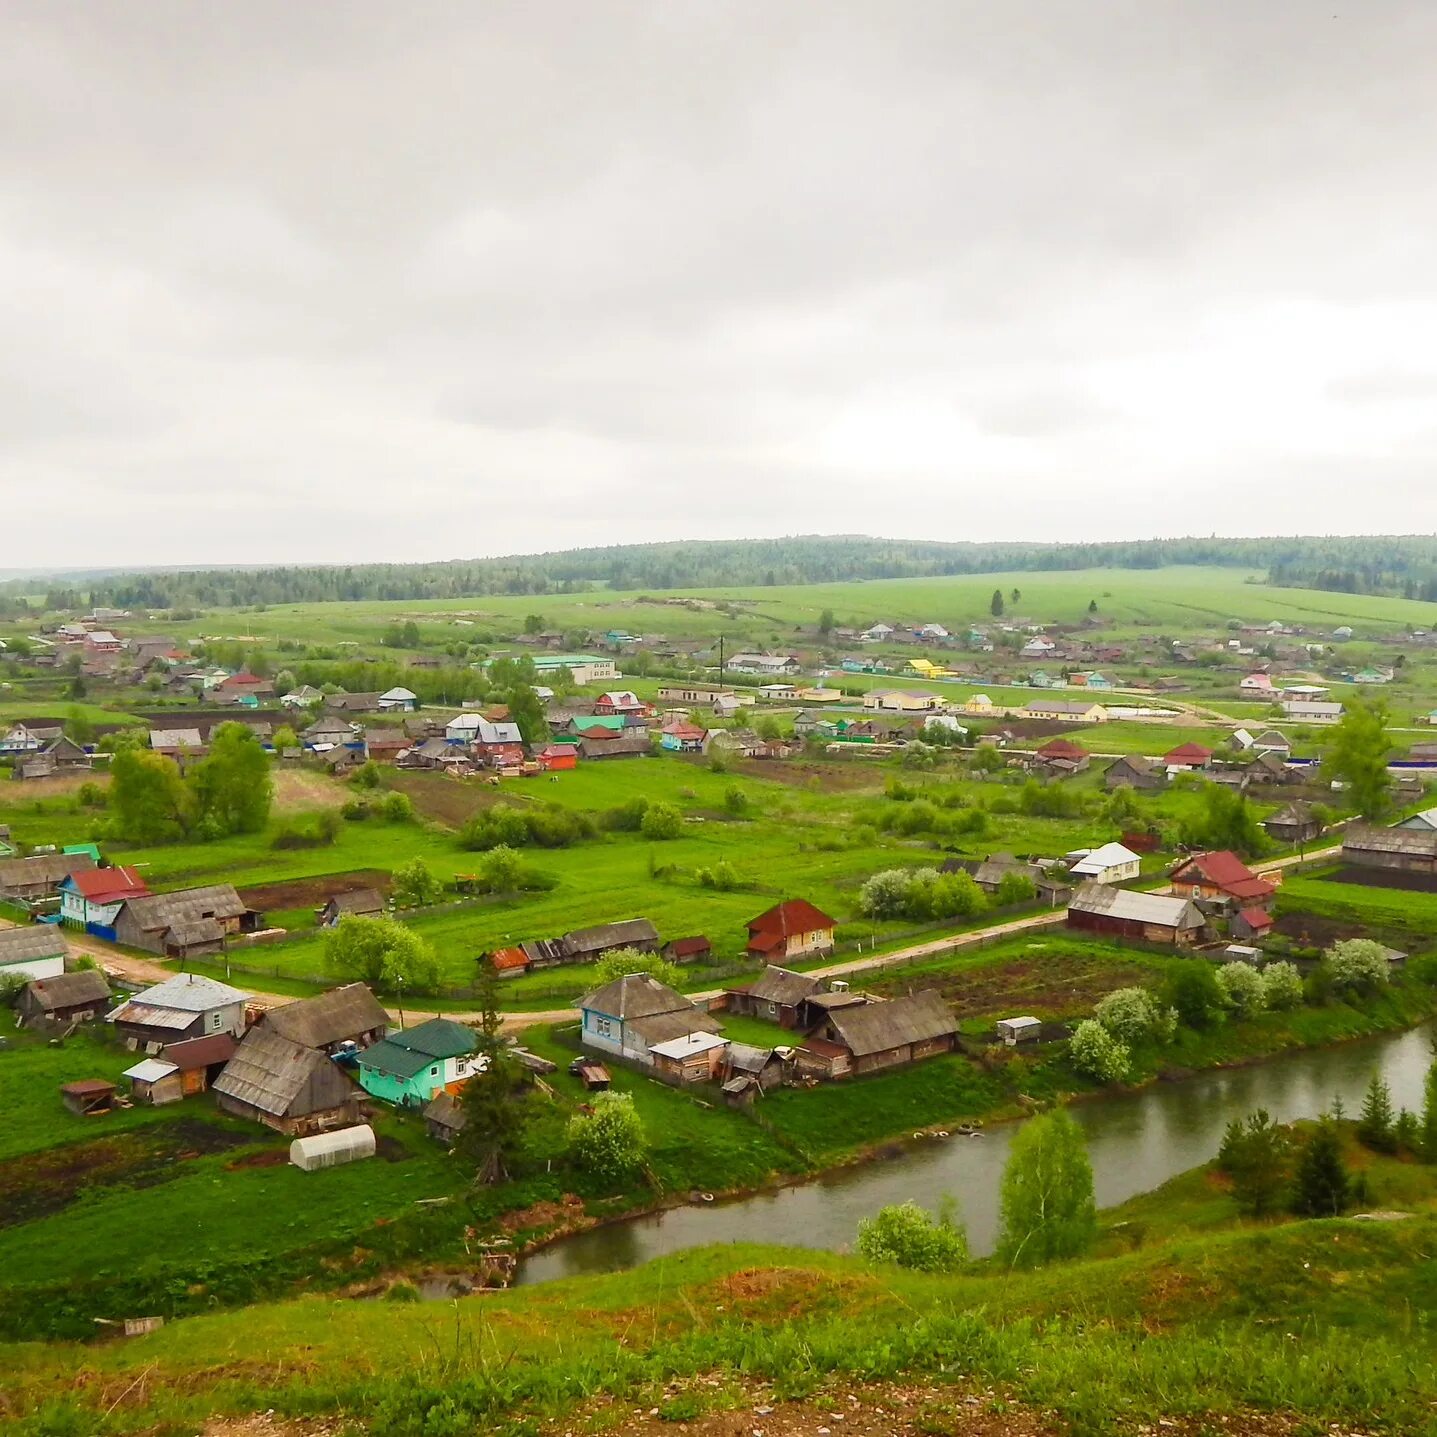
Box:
(1067, 884), (1206, 945)
(663, 935), (712, 964)
(316, 889), (386, 926)
(378, 686), (419, 712)
(576, 972), (721, 1068)
(124, 1032), (238, 1106)
(1282, 699), (1344, 723)
(1263, 801), (1324, 847)
(1163, 742), (1214, 772)
(578, 731), (652, 760)
(0, 851), (97, 906)
(725, 965), (823, 1028)
(1170, 851), (1277, 914)
(803, 991), (959, 1078)
(659, 720), (707, 753)
(1025, 698), (1107, 723)
(657, 683), (743, 707)
(325, 692), (384, 714)
(745, 899), (837, 961)
(214, 1028), (367, 1134)
(1395, 807), (1437, 833)
(0, 721), (61, 756)
(704, 727), (764, 760)
(15, 969), (111, 1028)
(0, 926), (70, 981)
(1341, 824), (1437, 877)
(1249, 729), (1293, 756)
(727, 653), (802, 677)
(149, 728), (207, 760)
(1102, 754), (1164, 792)
(538, 743), (578, 771)
(863, 689), (941, 713)
(1068, 842), (1142, 884)
(58, 866), (150, 933)
(304, 714), (360, 747)
(356, 1018), (482, 1107)
(212, 671), (277, 706)
(650, 1030), (730, 1085)
(1239, 673), (1276, 694)
(260, 983), (389, 1055)
(112, 884), (262, 959)
(109, 972), (251, 1051)
(280, 685), (325, 708)
(1032, 736), (1090, 776)
(593, 690), (649, 717)
(562, 918), (660, 963)
(469, 717), (525, 766)
(720, 1043), (787, 1104)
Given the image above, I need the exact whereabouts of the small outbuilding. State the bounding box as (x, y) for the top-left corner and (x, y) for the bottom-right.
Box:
(123, 1056), (184, 1106)
(424, 1090), (467, 1146)
(650, 1030), (729, 1086)
(60, 1079), (117, 1115)
(996, 1016), (1042, 1046)
(16, 968), (111, 1028)
(289, 1124), (377, 1171)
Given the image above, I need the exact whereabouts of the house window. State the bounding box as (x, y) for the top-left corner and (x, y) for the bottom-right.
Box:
(430, 1066), (439, 1076)
(766, 1002), (777, 1017)
(594, 1016), (613, 1038)
(209, 1012), (222, 1030)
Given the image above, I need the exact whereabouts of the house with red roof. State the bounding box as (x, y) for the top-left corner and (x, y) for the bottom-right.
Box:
(487, 946), (532, 979)
(1169, 851), (1277, 910)
(213, 671), (277, 707)
(1163, 742), (1214, 772)
(57, 866), (151, 931)
(660, 720), (707, 753)
(593, 691), (650, 717)
(538, 743), (578, 772)
(1034, 736), (1090, 775)
(745, 900), (837, 960)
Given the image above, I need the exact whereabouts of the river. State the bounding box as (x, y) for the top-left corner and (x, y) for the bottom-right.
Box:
(514, 1022), (1435, 1285)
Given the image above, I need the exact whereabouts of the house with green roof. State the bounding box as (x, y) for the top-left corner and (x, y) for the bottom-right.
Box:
(355, 1018), (483, 1108)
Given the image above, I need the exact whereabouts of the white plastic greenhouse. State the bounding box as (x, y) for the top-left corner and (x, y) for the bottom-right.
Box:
(289, 1123), (376, 1172)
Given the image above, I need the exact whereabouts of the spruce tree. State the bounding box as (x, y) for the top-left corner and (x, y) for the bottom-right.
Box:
(1422, 1060), (1437, 1163)
(990, 589), (1005, 618)
(1357, 1072), (1397, 1153)
(1292, 1118), (1351, 1217)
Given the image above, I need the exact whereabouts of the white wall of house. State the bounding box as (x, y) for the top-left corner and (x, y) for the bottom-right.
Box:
(0, 954), (64, 981)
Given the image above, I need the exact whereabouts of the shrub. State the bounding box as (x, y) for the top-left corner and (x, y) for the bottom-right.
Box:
(856, 1199), (968, 1272)
(380, 791), (414, 823)
(591, 947), (683, 991)
(75, 781), (107, 809)
(1324, 938), (1391, 996)
(1068, 1019), (1129, 1083)
(566, 1092), (646, 1184)
(639, 801), (683, 841)
(1216, 1108), (1291, 1216)
(1216, 962), (1267, 1018)
(0, 972), (26, 1008)
(602, 796), (651, 832)
(1164, 961), (1229, 1030)
(1260, 960), (1304, 1010)
(1094, 987), (1173, 1046)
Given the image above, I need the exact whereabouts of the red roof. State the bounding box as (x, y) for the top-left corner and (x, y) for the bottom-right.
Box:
(1164, 742), (1213, 764)
(1037, 738), (1087, 761)
(219, 670), (267, 687)
(667, 936), (711, 957)
(662, 722), (706, 740)
(65, 866), (150, 903)
(489, 947), (529, 972)
(161, 1033), (238, 1070)
(1173, 851), (1276, 902)
(747, 899), (837, 939)
(1238, 907), (1274, 931)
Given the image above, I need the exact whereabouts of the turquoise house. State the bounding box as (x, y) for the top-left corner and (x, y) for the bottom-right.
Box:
(355, 1018), (482, 1109)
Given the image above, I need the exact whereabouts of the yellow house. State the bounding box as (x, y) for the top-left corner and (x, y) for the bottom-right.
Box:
(797, 687), (846, 704)
(863, 689), (940, 713)
(963, 694), (997, 716)
(1025, 699), (1108, 724)
(904, 658), (957, 679)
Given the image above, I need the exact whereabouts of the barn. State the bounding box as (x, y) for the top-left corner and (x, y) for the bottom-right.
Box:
(1067, 883), (1206, 946)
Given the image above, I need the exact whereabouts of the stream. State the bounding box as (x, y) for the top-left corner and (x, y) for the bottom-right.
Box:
(514, 1021), (1436, 1285)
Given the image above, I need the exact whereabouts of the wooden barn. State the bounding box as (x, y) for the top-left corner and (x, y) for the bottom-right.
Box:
(1067, 883), (1206, 946)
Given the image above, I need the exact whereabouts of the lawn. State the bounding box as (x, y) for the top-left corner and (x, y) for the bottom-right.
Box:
(1276, 869), (1437, 940)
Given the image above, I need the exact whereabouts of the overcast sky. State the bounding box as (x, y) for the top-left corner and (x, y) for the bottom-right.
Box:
(4, 2), (1436, 568)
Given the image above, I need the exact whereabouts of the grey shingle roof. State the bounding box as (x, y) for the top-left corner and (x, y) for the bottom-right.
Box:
(22, 969), (110, 1011)
(1068, 882), (1204, 928)
(121, 885), (249, 933)
(213, 1028), (352, 1116)
(741, 966), (822, 1007)
(263, 984), (388, 1049)
(824, 991), (958, 1058)
(0, 927), (69, 965)
(563, 919), (658, 957)
(579, 972), (696, 1021)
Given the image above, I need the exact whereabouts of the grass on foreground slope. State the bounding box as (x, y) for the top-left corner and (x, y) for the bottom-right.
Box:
(6, 1204), (1437, 1436)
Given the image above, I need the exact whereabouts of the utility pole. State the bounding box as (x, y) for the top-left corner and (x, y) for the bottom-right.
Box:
(718, 635), (725, 677)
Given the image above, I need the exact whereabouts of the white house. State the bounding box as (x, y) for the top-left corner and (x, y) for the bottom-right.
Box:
(1068, 842), (1142, 884)
(1282, 700), (1344, 724)
(917, 623), (950, 640)
(445, 713), (483, 742)
(859, 624), (894, 643)
(377, 687), (418, 712)
(728, 653), (802, 677)
(0, 927), (69, 981)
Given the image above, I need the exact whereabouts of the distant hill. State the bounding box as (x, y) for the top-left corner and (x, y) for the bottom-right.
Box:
(7, 533), (1437, 610)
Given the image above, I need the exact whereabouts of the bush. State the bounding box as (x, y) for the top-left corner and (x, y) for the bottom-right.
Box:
(1068, 1019), (1129, 1083)
(0, 972), (26, 1008)
(640, 801), (683, 841)
(856, 1199), (968, 1272)
(1324, 938), (1391, 996)
(392, 858), (443, 909)
(1216, 962), (1267, 1018)
(1093, 987), (1173, 1046)
(566, 1092), (646, 1184)
(591, 947), (683, 991)
(75, 781), (107, 809)
(379, 791), (414, 823)
(1260, 960), (1304, 1010)
(601, 796), (651, 832)
(460, 803), (594, 850)
(1164, 961), (1229, 1030)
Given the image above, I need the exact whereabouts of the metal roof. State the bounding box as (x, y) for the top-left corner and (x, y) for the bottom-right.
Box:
(648, 1032), (728, 1061)
(1069, 883), (1204, 928)
(126, 972), (249, 1011)
(123, 1058), (179, 1084)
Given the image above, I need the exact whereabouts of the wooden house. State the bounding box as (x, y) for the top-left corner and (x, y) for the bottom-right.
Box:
(0, 852), (97, 906)
(1066, 884), (1205, 946)
(316, 889), (386, 926)
(0, 926), (70, 982)
(16, 969), (111, 1027)
(745, 900), (837, 961)
(1263, 801), (1323, 847)
(1068, 842), (1142, 884)
(58, 866), (150, 932)
(1104, 754), (1165, 792)
(725, 966), (823, 1029)
(356, 1018), (482, 1107)
(260, 983), (389, 1055)
(650, 1030), (729, 1086)
(1163, 742), (1214, 772)
(807, 991), (959, 1077)
(112, 884), (261, 958)
(561, 918), (658, 963)
(214, 1028), (367, 1134)
(108, 972), (251, 1050)
(1341, 825), (1437, 877)
(663, 935), (712, 964)
(576, 973), (721, 1068)
(1169, 851), (1276, 910)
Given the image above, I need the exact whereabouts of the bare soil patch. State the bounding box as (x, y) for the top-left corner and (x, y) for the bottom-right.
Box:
(1272, 911), (1361, 948)
(272, 770), (350, 812)
(733, 758), (883, 793)
(386, 769), (518, 827)
(1324, 864), (1437, 894)
(236, 870), (392, 913)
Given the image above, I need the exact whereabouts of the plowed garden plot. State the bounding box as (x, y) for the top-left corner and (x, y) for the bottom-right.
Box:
(731, 758), (884, 791)
(236, 870), (392, 913)
(1324, 864), (1437, 894)
(385, 770), (519, 826)
(0, 1119), (257, 1226)
(868, 952), (1153, 1020)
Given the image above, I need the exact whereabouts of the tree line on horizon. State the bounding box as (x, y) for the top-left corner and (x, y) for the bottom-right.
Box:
(6, 532), (1437, 613)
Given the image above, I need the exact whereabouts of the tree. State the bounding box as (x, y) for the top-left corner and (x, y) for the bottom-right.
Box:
(1260, 960), (1304, 1011)
(1216, 962), (1267, 1018)
(1181, 784), (1268, 858)
(858, 868), (912, 919)
(392, 858), (443, 908)
(1164, 961), (1228, 1030)
(380, 790), (414, 823)
(274, 669), (296, 694)
(818, 608), (835, 635)
(996, 1109), (1096, 1268)
(457, 966), (531, 1184)
(1094, 987), (1173, 1046)
(566, 1091), (646, 1183)
(639, 801), (682, 840)
(1323, 700), (1392, 819)
(522, 614), (545, 635)
(1010, 588), (1021, 603)
(1291, 1118), (1351, 1217)
(990, 589), (1005, 617)
(190, 723), (273, 837)
(271, 724), (299, 753)
(323, 915), (440, 993)
(1216, 1109), (1291, 1217)
(109, 746), (193, 843)
(64, 707), (95, 745)
(1422, 1059), (1437, 1162)
(1324, 938), (1391, 996)
(591, 947), (683, 991)
(506, 683), (550, 747)
(1087, 599), (1098, 613)
(1357, 1072), (1397, 1153)
(1068, 1019), (1129, 1083)
(856, 1199), (968, 1272)
(994, 871), (1037, 907)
